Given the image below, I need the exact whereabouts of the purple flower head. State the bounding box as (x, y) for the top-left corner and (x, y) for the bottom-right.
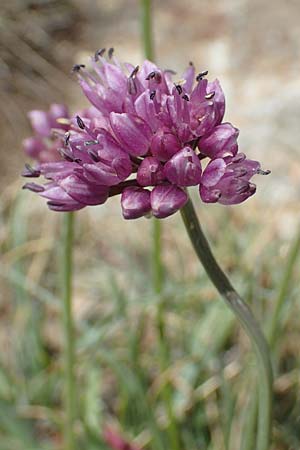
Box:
(22, 49), (269, 218)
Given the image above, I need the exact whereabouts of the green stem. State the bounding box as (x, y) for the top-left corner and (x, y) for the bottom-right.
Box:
(180, 198), (273, 450)
(140, 0), (154, 60)
(62, 212), (76, 450)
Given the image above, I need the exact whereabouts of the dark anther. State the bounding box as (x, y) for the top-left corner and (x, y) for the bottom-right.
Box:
(88, 150), (100, 162)
(150, 90), (156, 100)
(108, 47), (114, 58)
(196, 70), (208, 81)
(257, 168), (271, 175)
(84, 139), (99, 146)
(64, 132), (71, 146)
(175, 84), (183, 95)
(205, 91), (215, 100)
(182, 94), (190, 101)
(130, 65), (140, 78)
(22, 163), (40, 178)
(76, 115), (85, 130)
(189, 61), (194, 66)
(72, 64), (85, 73)
(145, 71), (156, 80)
(94, 48), (106, 61)
(22, 182), (44, 193)
(145, 71), (161, 82)
(58, 148), (75, 162)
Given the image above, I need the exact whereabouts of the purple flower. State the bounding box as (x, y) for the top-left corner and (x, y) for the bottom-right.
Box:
(199, 123), (239, 159)
(136, 157), (164, 186)
(121, 187), (151, 219)
(200, 154), (261, 205)
(150, 129), (181, 161)
(151, 185), (188, 218)
(164, 147), (202, 186)
(22, 49), (268, 218)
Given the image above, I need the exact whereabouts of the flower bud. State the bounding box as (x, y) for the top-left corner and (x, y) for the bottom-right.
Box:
(121, 187), (151, 219)
(164, 147), (202, 186)
(137, 157), (164, 186)
(110, 113), (152, 156)
(150, 130), (181, 161)
(151, 184), (188, 218)
(200, 123), (239, 158)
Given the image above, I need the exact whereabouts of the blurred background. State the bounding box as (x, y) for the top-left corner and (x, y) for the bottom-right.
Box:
(1, 1), (300, 449)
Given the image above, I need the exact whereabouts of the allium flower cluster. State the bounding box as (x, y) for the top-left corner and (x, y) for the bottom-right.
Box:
(23, 48), (269, 219)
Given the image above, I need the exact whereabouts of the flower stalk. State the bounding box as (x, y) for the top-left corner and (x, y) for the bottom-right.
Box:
(61, 211), (76, 450)
(180, 197), (273, 450)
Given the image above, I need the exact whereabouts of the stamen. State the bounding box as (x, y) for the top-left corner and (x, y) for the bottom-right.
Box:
(205, 91), (215, 100)
(146, 71), (161, 83)
(182, 94), (190, 101)
(94, 48), (106, 61)
(189, 61), (194, 66)
(196, 70), (208, 81)
(150, 90), (156, 100)
(145, 71), (156, 80)
(108, 47), (114, 58)
(22, 164), (41, 178)
(175, 84), (183, 95)
(76, 115), (85, 130)
(71, 64), (85, 73)
(22, 182), (44, 193)
(257, 168), (271, 175)
(130, 65), (140, 78)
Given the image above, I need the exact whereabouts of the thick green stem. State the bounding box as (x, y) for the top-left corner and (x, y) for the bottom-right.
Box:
(180, 198), (273, 450)
(61, 212), (76, 450)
